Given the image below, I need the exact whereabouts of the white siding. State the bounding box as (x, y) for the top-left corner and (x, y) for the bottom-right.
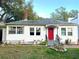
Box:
(58, 26), (78, 44)
(2, 28), (6, 43)
(6, 25), (46, 44)
(68, 18), (79, 42)
(5, 25), (78, 44)
(54, 28), (58, 40)
(46, 26), (78, 44)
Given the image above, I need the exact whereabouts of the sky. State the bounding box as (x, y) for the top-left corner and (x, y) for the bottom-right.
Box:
(25, 0), (79, 18)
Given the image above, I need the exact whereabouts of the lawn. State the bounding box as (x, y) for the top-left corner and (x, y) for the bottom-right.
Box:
(0, 45), (79, 59)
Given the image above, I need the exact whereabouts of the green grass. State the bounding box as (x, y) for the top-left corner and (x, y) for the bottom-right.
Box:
(0, 45), (79, 59)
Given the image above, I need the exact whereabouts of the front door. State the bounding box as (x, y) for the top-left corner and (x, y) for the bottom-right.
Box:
(48, 28), (54, 40)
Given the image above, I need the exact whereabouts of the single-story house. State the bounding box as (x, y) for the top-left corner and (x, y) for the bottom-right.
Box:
(0, 19), (78, 45)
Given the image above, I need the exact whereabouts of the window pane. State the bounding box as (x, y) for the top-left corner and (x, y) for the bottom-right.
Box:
(30, 32), (34, 35)
(9, 27), (16, 34)
(61, 28), (66, 36)
(36, 32), (40, 35)
(68, 32), (72, 36)
(30, 28), (34, 35)
(68, 28), (72, 36)
(68, 28), (72, 32)
(36, 28), (41, 35)
(17, 27), (23, 34)
(30, 28), (34, 32)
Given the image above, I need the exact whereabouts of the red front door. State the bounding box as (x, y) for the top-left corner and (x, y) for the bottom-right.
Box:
(48, 28), (54, 40)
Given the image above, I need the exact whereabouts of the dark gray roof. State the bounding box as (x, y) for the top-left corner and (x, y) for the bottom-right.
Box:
(6, 19), (78, 26)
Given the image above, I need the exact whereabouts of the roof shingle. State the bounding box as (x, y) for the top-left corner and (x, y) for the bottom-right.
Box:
(6, 19), (78, 26)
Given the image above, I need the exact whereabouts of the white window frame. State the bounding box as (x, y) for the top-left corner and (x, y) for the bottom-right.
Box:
(17, 27), (24, 34)
(30, 27), (34, 35)
(36, 27), (41, 36)
(9, 26), (16, 34)
(8, 26), (24, 34)
(61, 28), (66, 36)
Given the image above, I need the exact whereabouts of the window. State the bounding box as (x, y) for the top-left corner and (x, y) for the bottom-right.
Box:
(61, 28), (66, 36)
(36, 27), (41, 35)
(30, 28), (34, 35)
(68, 28), (72, 36)
(9, 27), (16, 34)
(17, 27), (23, 34)
(9, 26), (24, 34)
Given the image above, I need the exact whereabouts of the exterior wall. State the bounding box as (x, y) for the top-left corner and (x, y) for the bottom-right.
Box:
(58, 26), (78, 44)
(68, 18), (79, 42)
(5, 25), (78, 44)
(78, 27), (79, 40)
(6, 25), (46, 44)
(2, 28), (6, 43)
(46, 26), (78, 44)
(0, 28), (6, 43)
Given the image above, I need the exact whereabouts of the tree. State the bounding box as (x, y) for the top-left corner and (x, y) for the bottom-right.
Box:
(69, 10), (78, 17)
(51, 7), (78, 21)
(0, 0), (26, 22)
(0, 0), (38, 22)
(25, 0), (38, 20)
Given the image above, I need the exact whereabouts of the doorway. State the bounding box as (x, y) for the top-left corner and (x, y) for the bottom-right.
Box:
(0, 29), (2, 43)
(48, 28), (54, 40)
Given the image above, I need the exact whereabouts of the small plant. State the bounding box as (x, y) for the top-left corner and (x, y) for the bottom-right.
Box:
(39, 40), (47, 45)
